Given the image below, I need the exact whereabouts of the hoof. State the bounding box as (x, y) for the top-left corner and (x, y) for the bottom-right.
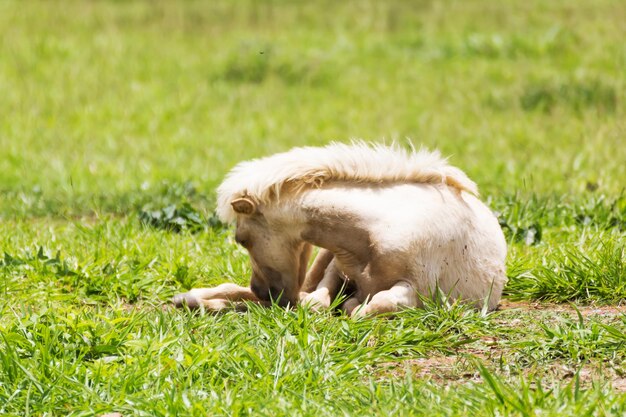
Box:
(350, 307), (368, 318)
(171, 293), (200, 309)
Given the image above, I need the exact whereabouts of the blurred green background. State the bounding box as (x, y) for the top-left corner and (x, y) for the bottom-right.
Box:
(1, 0), (624, 217)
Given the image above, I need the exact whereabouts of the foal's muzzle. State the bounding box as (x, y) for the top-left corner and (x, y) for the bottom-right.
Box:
(250, 266), (297, 307)
(250, 280), (270, 301)
(251, 282), (296, 308)
(251, 283), (292, 307)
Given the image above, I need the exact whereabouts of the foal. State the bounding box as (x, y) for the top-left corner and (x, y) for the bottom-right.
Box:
(173, 142), (507, 316)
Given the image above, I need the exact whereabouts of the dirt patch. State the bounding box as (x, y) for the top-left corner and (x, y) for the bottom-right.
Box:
(376, 355), (626, 392)
(613, 378), (626, 392)
(561, 365), (626, 392)
(376, 355), (483, 383)
(498, 299), (626, 317)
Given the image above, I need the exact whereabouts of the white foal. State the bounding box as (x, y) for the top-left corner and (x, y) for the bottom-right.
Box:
(173, 142), (507, 316)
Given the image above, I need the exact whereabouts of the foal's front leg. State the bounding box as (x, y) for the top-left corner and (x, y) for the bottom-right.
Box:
(173, 249), (335, 312)
(299, 258), (344, 310)
(300, 248), (334, 293)
(350, 281), (419, 317)
(172, 283), (268, 310)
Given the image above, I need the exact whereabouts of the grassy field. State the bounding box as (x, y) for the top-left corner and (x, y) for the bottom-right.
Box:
(1, 0), (625, 415)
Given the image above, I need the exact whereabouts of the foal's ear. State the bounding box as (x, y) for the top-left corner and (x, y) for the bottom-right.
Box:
(231, 197), (257, 215)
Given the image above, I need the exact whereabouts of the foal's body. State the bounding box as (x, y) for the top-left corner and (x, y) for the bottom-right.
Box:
(282, 182), (505, 314)
(173, 143), (507, 316)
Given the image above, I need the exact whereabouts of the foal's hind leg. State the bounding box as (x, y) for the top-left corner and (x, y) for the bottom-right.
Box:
(351, 281), (418, 317)
(172, 283), (268, 310)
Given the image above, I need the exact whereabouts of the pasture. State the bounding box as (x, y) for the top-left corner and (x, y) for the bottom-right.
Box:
(1, 0), (625, 415)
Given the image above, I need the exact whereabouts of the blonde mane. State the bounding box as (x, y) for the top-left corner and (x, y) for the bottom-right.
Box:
(216, 142), (478, 222)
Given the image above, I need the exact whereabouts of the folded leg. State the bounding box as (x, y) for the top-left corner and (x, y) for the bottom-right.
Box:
(172, 283), (269, 310)
(301, 248), (335, 293)
(351, 281), (418, 317)
(173, 248), (337, 312)
(300, 258), (344, 310)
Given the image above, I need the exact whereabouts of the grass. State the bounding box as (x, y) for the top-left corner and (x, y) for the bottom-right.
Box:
(1, 0), (625, 415)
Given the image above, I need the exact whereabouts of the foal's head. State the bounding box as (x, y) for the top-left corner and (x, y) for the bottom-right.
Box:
(230, 197), (311, 306)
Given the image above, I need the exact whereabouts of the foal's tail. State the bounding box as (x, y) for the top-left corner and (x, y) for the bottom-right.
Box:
(441, 166), (479, 196)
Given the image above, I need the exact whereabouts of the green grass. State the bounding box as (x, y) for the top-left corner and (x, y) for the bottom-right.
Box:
(1, 0), (626, 415)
